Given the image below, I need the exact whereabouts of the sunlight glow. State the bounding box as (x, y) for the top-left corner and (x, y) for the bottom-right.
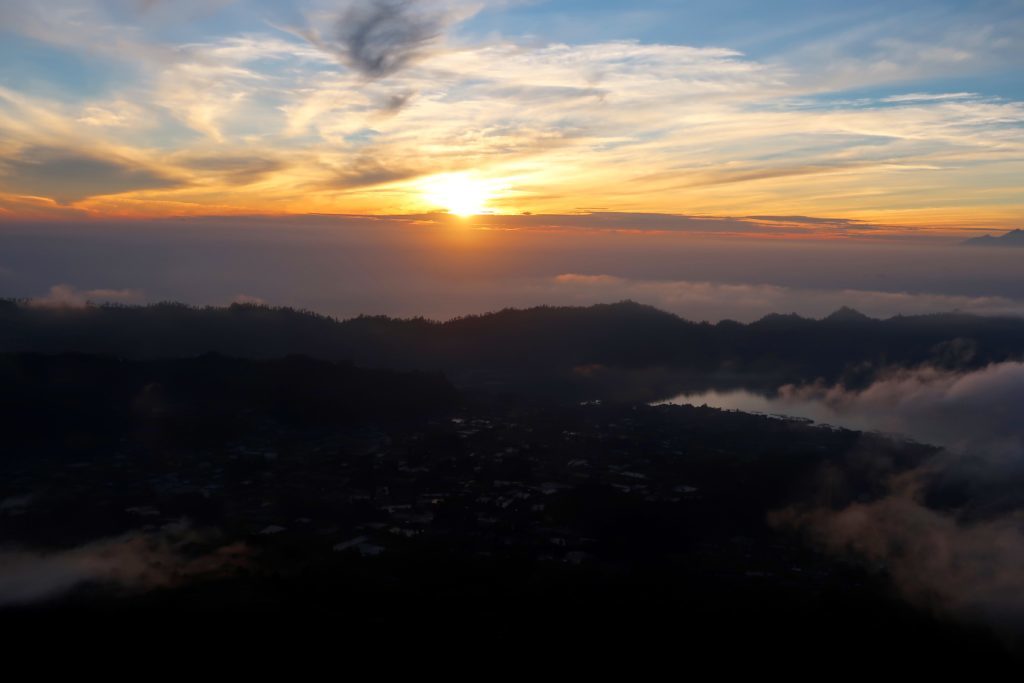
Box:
(421, 173), (499, 217)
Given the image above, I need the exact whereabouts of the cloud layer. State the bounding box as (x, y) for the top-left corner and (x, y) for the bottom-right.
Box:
(5, 214), (1024, 322)
(682, 362), (1024, 638)
(775, 362), (1024, 452)
(546, 275), (1024, 323)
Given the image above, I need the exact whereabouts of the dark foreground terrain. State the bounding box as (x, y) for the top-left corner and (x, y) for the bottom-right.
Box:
(0, 354), (1014, 664)
(1, 302), (1022, 664)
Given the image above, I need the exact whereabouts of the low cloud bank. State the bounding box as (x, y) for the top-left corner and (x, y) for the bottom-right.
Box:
(0, 525), (248, 607)
(22, 274), (1024, 323)
(549, 275), (1024, 322)
(774, 495), (1024, 634)
(6, 219), (1024, 323)
(774, 362), (1024, 452)
(760, 362), (1024, 640)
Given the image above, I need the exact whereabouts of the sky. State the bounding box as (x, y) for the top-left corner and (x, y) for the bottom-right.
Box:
(0, 1), (1022, 319)
(0, 0), (1021, 229)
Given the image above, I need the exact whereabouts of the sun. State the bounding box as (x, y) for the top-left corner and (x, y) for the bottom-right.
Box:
(421, 172), (498, 216)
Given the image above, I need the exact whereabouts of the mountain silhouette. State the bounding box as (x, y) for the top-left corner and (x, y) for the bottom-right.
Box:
(962, 229), (1024, 247)
(3, 299), (1022, 400)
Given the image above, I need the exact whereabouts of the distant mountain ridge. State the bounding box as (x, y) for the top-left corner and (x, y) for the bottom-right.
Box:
(1, 299), (1022, 400)
(962, 229), (1024, 247)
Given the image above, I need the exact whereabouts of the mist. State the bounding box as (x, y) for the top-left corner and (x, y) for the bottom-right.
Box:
(2, 215), (1023, 322)
(668, 363), (1024, 639)
(0, 524), (249, 607)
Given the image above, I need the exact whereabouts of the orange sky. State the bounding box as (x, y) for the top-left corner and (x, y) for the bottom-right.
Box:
(0, 1), (1021, 235)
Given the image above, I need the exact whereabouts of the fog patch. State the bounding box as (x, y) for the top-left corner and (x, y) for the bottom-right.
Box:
(695, 362), (1024, 640)
(0, 525), (249, 607)
(773, 493), (1024, 636)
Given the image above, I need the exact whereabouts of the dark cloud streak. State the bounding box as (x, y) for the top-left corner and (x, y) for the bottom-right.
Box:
(328, 0), (449, 79)
(0, 146), (179, 204)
